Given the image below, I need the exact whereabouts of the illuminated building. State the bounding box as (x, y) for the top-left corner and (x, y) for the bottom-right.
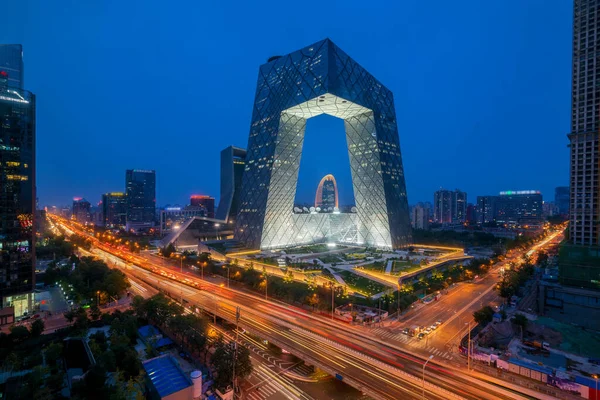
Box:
(494, 190), (543, 225)
(102, 192), (127, 228)
(235, 39), (412, 250)
(433, 189), (467, 224)
(125, 169), (156, 231)
(0, 48), (35, 322)
(216, 146), (246, 223)
(190, 195), (214, 218)
(476, 196), (496, 224)
(159, 206), (207, 234)
(315, 174), (338, 211)
(72, 197), (91, 222)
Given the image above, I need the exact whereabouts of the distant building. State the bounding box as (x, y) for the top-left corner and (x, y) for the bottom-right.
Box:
(159, 206), (207, 235)
(125, 169), (156, 231)
(554, 186), (569, 216)
(216, 146), (246, 223)
(476, 196), (497, 224)
(411, 203), (430, 230)
(72, 198), (91, 223)
(0, 45), (24, 89)
(315, 174), (339, 212)
(190, 195), (214, 219)
(0, 48), (35, 322)
(434, 189), (467, 224)
(102, 192), (127, 228)
(495, 190), (543, 225)
(466, 203), (476, 224)
(543, 201), (557, 218)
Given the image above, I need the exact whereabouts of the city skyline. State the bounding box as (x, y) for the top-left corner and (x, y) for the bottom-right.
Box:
(4, 1), (571, 208)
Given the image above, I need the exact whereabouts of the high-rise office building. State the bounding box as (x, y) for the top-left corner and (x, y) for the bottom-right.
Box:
(72, 197), (91, 222)
(494, 190), (543, 225)
(190, 195), (215, 218)
(125, 169), (156, 231)
(433, 189), (467, 224)
(411, 203), (430, 230)
(0, 47), (35, 321)
(235, 39), (411, 250)
(476, 196), (497, 224)
(216, 146), (247, 223)
(0, 45), (24, 90)
(315, 174), (339, 211)
(102, 192), (127, 228)
(555, 186), (570, 216)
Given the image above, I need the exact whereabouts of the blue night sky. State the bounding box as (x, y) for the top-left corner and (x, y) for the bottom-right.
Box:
(3, 0), (572, 208)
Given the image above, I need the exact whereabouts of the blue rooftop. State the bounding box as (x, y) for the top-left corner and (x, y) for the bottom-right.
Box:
(154, 337), (173, 348)
(138, 325), (160, 339)
(143, 355), (192, 398)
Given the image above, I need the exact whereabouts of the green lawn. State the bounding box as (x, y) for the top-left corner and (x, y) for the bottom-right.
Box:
(336, 270), (387, 296)
(391, 261), (422, 275)
(318, 254), (343, 264)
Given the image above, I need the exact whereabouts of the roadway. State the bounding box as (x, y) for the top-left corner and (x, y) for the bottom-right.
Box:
(51, 215), (560, 400)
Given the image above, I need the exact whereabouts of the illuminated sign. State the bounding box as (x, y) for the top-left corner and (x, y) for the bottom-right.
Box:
(0, 71), (7, 77)
(499, 190), (540, 196)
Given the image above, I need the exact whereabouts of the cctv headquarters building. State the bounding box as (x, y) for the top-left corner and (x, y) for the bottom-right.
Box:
(235, 39), (411, 250)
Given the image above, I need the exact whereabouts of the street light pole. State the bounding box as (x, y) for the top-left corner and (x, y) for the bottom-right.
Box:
(96, 291), (100, 307)
(233, 306), (240, 395)
(397, 283), (401, 321)
(467, 321), (472, 371)
(422, 355), (434, 400)
(264, 274), (268, 301)
(330, 283), (335, 320)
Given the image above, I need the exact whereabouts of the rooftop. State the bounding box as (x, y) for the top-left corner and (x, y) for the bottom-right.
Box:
(143, 355), (192, 398)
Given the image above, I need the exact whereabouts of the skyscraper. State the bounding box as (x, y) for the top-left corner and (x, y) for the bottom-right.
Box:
(72, 197), (91, 222)
(315, 174), (339, 211)
(125, 169), (156, 231)
(559, 1), (600, 290)
(216, 146), (247, 223)
(0, 45), (24, 90)
(0, 46), (35, 321)
(555, 186), (570, 216)
(570, 1), (600, 245)
(102, 192), (127, 228)
(433, 189), (467, 224)
(235, 39), (412, 250)
(190, 195), (215, 218)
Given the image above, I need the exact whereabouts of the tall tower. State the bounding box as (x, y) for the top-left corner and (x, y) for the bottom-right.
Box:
(569, 1), (600, 245)
(0, 46), (35, 317)
(125, 169), (156, 231)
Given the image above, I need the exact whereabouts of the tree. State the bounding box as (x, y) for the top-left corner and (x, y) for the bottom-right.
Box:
(9, 325), (30, 342)
(212, 340), (253, 390)
(44, 343), (64, 367)
(473, 305), (495, 325)
(30, 319), (45, 337)
(64, 309), (77, 323)
(90, 303), (102, 320)
(306, 293), (319, 310)
(513, 313), (528, 337)
(160, 243), (176, 258)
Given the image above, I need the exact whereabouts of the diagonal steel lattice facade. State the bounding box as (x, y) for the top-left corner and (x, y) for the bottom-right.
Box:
(235, 39), (411, 250)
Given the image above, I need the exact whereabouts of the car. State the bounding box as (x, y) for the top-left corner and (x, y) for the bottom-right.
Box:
(417, 333), (425, 341)
(424, 328), (431, 334)
(430, 324), (437, 330)
(402, 328), (409, 335)
(436, 320), (443, 326)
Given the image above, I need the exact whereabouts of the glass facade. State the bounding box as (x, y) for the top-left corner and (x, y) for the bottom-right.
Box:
(102, 192), (127, 228)
(72, 197), (91, 222)
(0, 45), (24, 89)
(190, 195), (214, 218)
(216, 146), (247, 223)
(0, 83), (35, 302)
(235, 39), (411, 250)
(125, 169), (156, 229)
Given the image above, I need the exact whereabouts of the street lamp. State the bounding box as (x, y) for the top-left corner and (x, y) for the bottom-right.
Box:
(222, 265), (230, 288)
(96, 291), (100, 307)
(214, 223), (220, 239)
(422, 355), (434, 400)
(592, 375), (598, 400)
(329, 282), (336, 320)
(180, 255), (186, 273)
(465, 321), (472, 371)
